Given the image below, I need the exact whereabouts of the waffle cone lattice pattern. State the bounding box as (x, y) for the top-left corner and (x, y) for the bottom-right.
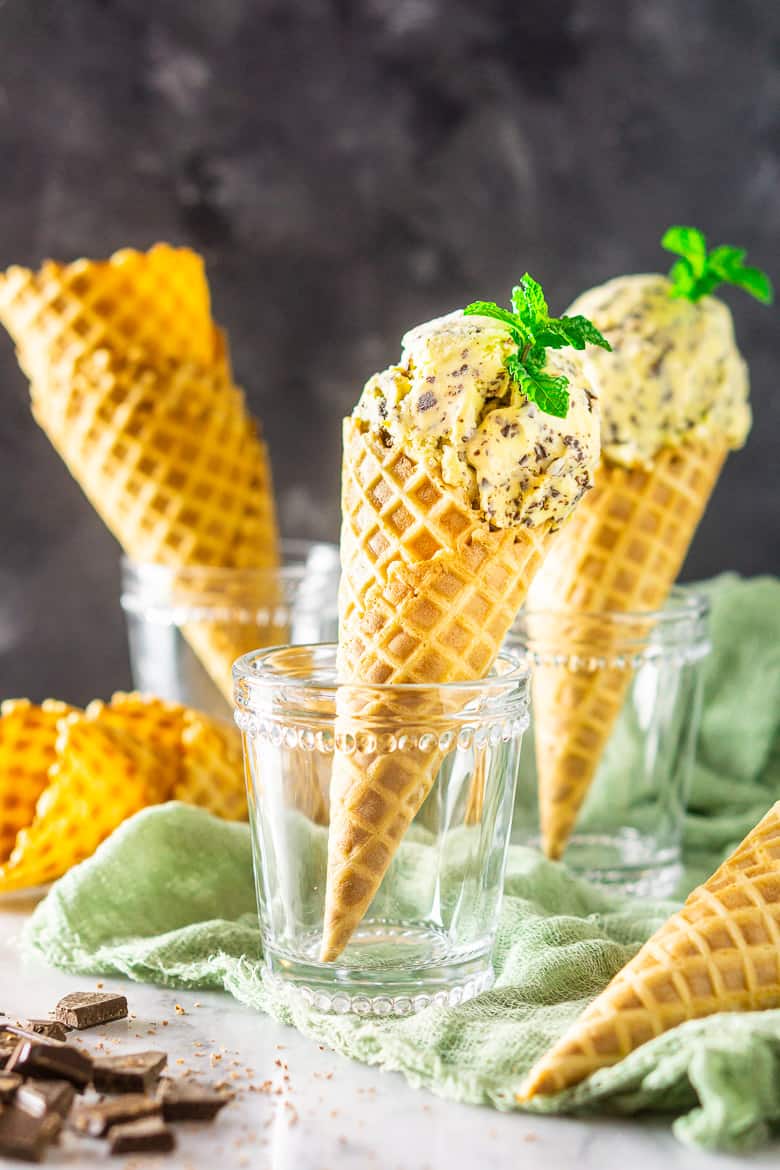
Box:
(0, 244), (216, 379)
(0, 246), (281, 703)
(0, 699), (74, 863)
(320, 419), (553, 961)
(529, 438), (727, 860)
(0, 691), (249, 892)
(520, 800), (780, 1099)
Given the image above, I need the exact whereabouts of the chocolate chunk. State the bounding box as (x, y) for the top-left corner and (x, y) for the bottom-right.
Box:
(22, 1021), (69, 1042)
(71, 1094), (161, 1138)
(93, 1050), (167, 1094)
(0, 1106), (61, 1162)
(16, 1078), (75, 1120)
(0, 1033), (18, 1068)
(0, 1072), (22, 1102)
(1, 1025), (65, 1047)
(7, 1039), (92, 1089)
(159, 1079), (232, 1122)
(108, 1116), (175, 1155)
(54, 992), (128, 1030)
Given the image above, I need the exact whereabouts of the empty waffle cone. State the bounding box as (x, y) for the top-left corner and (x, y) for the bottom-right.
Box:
(0, 247), (281, 702)
(0, 699), (75, 863)
(32, 347), (280, 703)
(320, 419), (554, 961)
(0, 709), (167, 892)
(0, 244), (216, 380)
(529, 437), (727, 861)
(519, 800), (780, 1100)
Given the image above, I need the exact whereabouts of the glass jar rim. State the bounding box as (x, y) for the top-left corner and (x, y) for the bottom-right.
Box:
(233, 642), (529, 708)
(121, 539), (339, 589)
(508, 586), (710, 670)
(516, 585), (709, 625)
(120, 540), (340, 623)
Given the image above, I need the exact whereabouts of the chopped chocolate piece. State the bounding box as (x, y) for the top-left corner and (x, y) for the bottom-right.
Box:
(0, 1072), (22, 1102)
(54, 992), (128, 1030)
(17, 1079), (76, 1120)
(22, 1021), (69, 1042)
(71, 1094), (161, 1138)
(93, 1050), (167, 1094)
(159, 1079), (232, 1121)
(7, 1039), (92, 1089)
(1, 1025), (65, 1047)
(0, 1106), (61, 1162)
(0, 1033), (18, 1068)
(108, 1116), (175, 1155)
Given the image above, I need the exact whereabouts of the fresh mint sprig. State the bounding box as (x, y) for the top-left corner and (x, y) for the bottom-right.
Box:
(464, 274), (611, 419)
(662, 226), (774, 305)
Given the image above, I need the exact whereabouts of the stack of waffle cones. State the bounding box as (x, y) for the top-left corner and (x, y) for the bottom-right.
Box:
(0, 246), (280, 703)
(0, 691), (247, 892)
(519, 800), (780, 1099)
(319, 418), (556, 960)
(529, 436), (728, 860)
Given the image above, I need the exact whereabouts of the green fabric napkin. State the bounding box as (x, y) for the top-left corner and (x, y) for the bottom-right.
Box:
(24, 574), (780, 1153)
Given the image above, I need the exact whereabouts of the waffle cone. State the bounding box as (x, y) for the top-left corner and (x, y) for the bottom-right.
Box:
(0, 248), (281, 702)
(0, 699), (75, 862)
(529, 438), (728, 860)
(32, 347), (279, 702)
(320, 419), (554, 961)
(519, 800), (780, 1100)
(0, 244), (216, 380)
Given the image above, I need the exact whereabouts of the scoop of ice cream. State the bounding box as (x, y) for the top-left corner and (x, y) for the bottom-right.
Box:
(568, 274), (751, 468)
(354, 310), (600, 530)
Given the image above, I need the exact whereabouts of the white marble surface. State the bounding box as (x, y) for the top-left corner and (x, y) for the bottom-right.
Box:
(0, 903), (776, 1169)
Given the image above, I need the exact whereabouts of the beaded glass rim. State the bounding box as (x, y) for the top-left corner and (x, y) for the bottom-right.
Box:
(233, 642), (529, 705)
(514, 585), (709, 626)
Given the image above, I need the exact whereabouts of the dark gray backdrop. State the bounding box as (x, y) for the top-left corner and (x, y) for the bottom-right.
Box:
(0, 0), (777, 703)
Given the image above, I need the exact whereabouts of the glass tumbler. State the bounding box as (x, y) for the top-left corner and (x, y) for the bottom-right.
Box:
(507, 588), (710, 897)
(121, 540), (340, 719)
(233, 644), (529, 1016)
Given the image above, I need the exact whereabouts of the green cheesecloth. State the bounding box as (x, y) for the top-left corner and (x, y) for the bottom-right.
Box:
(23, 575), (780, 1153)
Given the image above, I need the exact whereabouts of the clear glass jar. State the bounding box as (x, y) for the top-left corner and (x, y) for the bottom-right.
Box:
(121, 540), (340, 718)
(507, 588), (710, 897)
(233, 644), (529, 1016)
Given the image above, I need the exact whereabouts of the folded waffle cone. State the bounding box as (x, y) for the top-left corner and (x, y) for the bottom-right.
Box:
(530, 437), (727, 860)
(519, 800), (780, 1100)
(0, 709), (167, 892)
(0, 247), (281, 702)
(0, 692), (254, 891)
(179, 710), (247, 821)
(320, 418), (557, 960)
(0, 699), (74, 863)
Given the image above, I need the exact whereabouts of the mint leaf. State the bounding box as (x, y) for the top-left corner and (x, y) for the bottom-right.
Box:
(726, 264), (774, 305)
(538, 315), (612, 351)
(663, 226), (774, 305)
(464, 301), (521, 330)
(517, 370), (570, 418)
(668, 258), (696, 299)
(463, 274), (607, 418)
(511, 274), (548, 328)
(707, 245), (746, 277)
(662, 226), (707, 277)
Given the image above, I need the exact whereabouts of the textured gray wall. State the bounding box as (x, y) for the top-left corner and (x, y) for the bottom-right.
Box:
(0, 0), (777, 703)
